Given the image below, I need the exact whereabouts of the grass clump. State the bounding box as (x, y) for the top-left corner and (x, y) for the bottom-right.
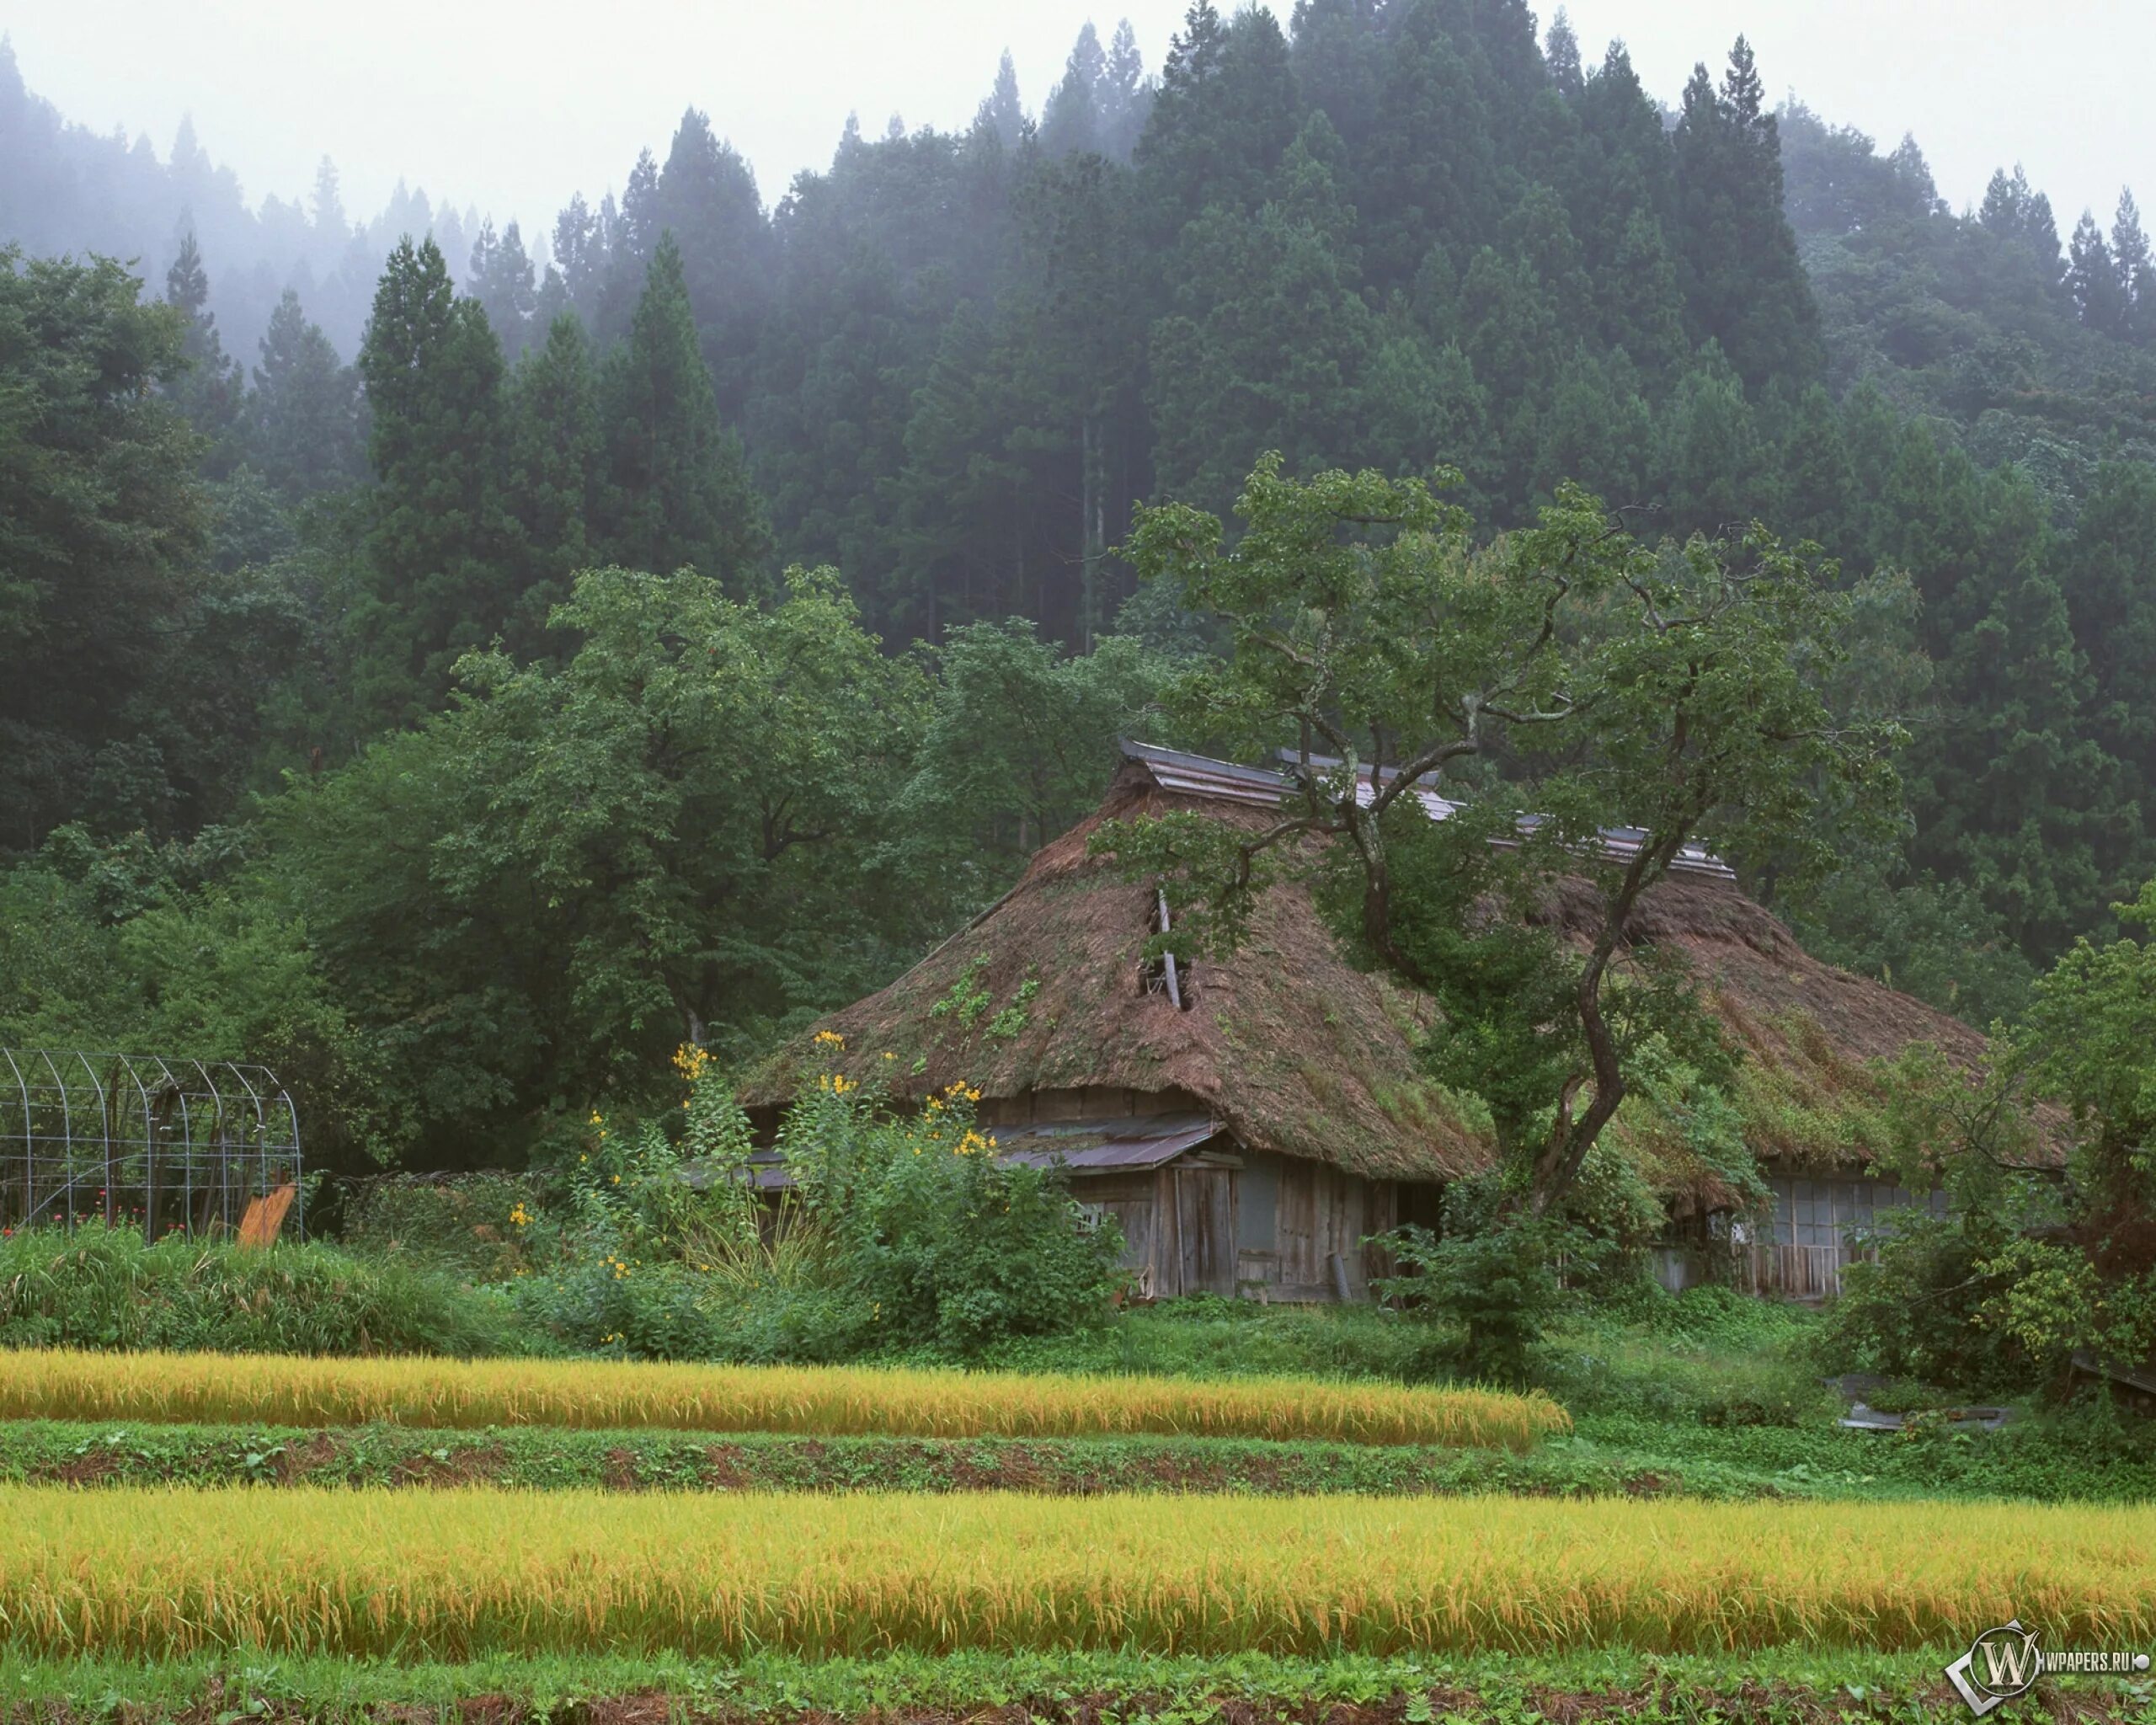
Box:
(979, 1294), (1462, 1382)
(0, 1224), (524, 1359)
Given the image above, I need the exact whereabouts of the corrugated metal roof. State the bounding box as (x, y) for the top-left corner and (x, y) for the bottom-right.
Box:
(1115, 740), (1737, 884)
(685, 1115), (1226, 1188)
(1118, 741), (1285, 808)
(992, 1114), (1224, 1170)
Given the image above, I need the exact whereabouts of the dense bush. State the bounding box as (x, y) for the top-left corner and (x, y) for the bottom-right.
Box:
(507, 1045), (1124, 1362)
(0, 1223), (526, 1356)
(339, 1172), (545, 1282)
(1812, 1211), (2025, 1390)
(1538, 1287), (1836, 1427)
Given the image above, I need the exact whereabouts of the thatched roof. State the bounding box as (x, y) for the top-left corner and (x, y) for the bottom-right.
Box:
(1534, 874), (1998, 1185)
(741, 759), (1483, 1181)
(744, 746), (2005, 1187)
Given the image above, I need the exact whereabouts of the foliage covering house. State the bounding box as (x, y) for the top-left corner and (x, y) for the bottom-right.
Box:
(744, 744), (2002, 1300)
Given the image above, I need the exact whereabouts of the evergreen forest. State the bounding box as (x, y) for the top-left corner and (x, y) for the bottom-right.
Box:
(9, 3), (2156, 1172)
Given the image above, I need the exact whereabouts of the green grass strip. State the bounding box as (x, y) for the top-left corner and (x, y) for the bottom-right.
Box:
(0, 1647), (2143, 1722)
(8, 1416), (2149, 1504)
(0, 1418), (1784, 1499)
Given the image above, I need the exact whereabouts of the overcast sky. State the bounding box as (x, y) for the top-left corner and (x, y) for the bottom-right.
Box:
(7, 0), (2148, 248)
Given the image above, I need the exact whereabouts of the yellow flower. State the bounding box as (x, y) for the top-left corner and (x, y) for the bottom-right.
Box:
(589, 1110), (604, 1127)
(814, 1029), (846, 1049)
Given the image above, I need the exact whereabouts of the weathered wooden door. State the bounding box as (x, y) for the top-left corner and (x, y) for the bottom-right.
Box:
(1173, 1167), (1235, 1295)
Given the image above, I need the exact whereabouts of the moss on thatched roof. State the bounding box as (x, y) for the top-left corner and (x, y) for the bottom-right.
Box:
(740, 765), (1486, 1181)
(744, 756), (2007, 1188)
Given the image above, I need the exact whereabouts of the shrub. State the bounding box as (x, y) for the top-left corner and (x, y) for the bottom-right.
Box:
(339, 1172), (545, 1281)
(0, 1223), (526, 1357)
(510, 1047), (1126, 1362)
(1812, 1210), (2026, 1391)
(1536, 1289), (1836, 1427)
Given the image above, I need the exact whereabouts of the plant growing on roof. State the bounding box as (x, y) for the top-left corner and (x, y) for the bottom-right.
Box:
(1098, 455), (1905, 1220)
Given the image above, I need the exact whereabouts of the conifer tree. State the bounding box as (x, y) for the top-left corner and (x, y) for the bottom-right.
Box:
(650, 111), (771, 418)
(2111, 189), (2153, 341)
(468, 218), (538, 362)
(502, 312), (600, 653)
(249, 288), (365, 503)
(1134, 1), (1297, 236)
(548, 194), (608, 328)
(355, 235), (510, 717)
(1670, 38), (1822, 390)
(1779, 382), (1855, 551)
(1149, 115), (1374, 508)
(1356, 0), (1502, 286)
(1100, 22), (1151, 158)
(2068, 212), (2127, 335)
(1040, 23), (1107, 158)
(162, 229), (243, 471)
(974, 51), (1027, 148)
(1543, 8), (1584, 98)
(596, 234), (771, 593)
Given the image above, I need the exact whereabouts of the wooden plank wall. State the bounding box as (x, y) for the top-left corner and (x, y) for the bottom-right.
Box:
(1267, 1159), (1389, 1301)
(1069, 1146), (1416, 1304)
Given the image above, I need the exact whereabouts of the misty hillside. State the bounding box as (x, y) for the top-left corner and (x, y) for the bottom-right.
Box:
(9, 0), (2156, 1156)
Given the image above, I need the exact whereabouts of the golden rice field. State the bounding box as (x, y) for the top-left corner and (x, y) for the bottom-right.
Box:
(0, 1487), (2148, 1659)
(0, 1349), (1565, 1448)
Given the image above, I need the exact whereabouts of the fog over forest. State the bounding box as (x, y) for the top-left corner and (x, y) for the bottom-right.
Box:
(9, 0), (2156, 1168)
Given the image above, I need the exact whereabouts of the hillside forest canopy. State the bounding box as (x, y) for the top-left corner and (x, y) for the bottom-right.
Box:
(10, 0), (2156, 1195)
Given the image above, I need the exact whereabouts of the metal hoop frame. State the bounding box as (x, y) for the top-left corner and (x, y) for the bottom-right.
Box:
(0, 1049), (302, 1242)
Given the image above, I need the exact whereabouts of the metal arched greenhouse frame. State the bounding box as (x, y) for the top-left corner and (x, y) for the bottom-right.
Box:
(0, 1050), (303, 1242)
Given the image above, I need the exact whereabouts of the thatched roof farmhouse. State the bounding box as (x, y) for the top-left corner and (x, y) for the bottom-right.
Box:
(743, 743), (1995, 1301)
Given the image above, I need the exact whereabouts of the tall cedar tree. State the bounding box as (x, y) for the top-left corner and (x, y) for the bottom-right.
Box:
(249, 289), (366, 504)
(162, 232), (243, 473)
(1671, 38), (1822, 391)
(597, 234), (771, 591)
(502, 312), (601, 652)
(355, 234), (510, 721)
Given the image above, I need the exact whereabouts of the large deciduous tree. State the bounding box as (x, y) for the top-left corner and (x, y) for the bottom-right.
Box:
(1102, 455), (1902, 1215)
(270, 565), (931, 1160)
